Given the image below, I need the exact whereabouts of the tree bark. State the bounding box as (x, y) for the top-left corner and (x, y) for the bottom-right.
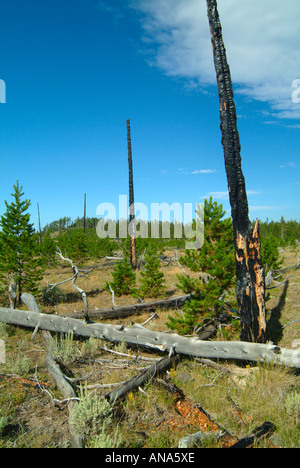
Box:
(206, 0), (266, 343)
(127, 119), (137, 270)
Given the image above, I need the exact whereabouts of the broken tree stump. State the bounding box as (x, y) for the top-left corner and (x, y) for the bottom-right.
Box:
(206, 0), (266, 343)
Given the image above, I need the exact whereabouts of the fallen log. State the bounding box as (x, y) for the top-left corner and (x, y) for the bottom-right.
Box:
(66, 294), (191, 320)
(21, 293), (84, 448)
(1, 306), (299, 368)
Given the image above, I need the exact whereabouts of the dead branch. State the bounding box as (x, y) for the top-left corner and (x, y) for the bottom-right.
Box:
(50, 248), (90, 322)
(108, 284), (117, 308)
(266, 275), (293, 290)
(105, 354), (179, 405)
(283, 319), (300, 329)
(273, 258), (300, 276)
(174, 250), (188, 276)
(140, 313), (158, 327)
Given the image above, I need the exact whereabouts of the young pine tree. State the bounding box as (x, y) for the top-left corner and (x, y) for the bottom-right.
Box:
(106, 256), (137, 297)
(0, 181), (44, 305)
(139, 247), (166, 298)
(167, 197), (235, 335)
(39, 231), (57, 266)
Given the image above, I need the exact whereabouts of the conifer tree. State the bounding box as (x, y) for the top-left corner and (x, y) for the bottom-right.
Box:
(57, 229), (88, 265)
(39, 231), (57, 266)
(106, 255), (136, 297)
(167, 197), (235, 335)
(139, 247), (166, 298)
(0, 181), (44, 304)
(261, 235), (283, 273)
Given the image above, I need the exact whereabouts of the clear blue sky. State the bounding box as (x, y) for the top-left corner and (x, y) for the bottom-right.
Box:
(0, 0), (299, 231)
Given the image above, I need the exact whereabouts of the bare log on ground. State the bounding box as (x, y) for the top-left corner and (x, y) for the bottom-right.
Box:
(66, 294), (191, 320)
(21, 293), (84, 448)
(1, 306), (299, 368)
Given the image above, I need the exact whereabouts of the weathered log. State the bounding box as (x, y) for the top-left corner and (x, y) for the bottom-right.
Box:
(21, 293), (84, 448)
(206, 0), (266, 343)
(68, 294), (191, 320)
(1, 306), (299, 368)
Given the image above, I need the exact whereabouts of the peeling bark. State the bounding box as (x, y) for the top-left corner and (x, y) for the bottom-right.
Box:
(206, 0), (266, 342)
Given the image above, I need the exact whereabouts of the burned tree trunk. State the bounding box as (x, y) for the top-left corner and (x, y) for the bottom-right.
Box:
(127, 119), (137, 270)
(206, 0), (266, 343)
(83, 193), (86, 233)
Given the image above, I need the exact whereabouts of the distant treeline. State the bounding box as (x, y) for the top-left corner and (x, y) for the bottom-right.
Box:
(258, 217), (300, 247)
(42, 216), (193, 245)
(43, 215), (300, 246)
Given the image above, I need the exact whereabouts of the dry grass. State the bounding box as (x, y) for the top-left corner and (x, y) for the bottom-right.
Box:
(0, 247), (299, 448)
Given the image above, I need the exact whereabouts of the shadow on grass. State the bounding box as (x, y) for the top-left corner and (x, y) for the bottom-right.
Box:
(266, 280), (289, 345)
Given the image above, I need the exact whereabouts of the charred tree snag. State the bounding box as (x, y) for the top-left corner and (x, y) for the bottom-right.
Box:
(127, 119), (137, 270)
(206, 0), (266, 343)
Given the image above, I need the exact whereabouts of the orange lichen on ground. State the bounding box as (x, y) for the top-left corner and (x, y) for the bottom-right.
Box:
(158, 397), (237, 447)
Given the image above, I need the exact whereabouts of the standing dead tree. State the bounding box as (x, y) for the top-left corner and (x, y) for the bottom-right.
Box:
(206, 0), (266, 343)
(127, 119), (137, 270)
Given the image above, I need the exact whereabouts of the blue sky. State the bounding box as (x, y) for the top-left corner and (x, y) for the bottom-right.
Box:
(0, 0), (299, 231)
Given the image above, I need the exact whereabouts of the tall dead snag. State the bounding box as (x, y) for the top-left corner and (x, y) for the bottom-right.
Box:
(127, 119), (137, 269)
(83, 193), (86, 233)
(206, 0), (266, 343)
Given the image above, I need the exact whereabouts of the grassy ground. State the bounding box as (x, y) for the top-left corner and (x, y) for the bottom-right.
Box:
(0, 247), (299, 448)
